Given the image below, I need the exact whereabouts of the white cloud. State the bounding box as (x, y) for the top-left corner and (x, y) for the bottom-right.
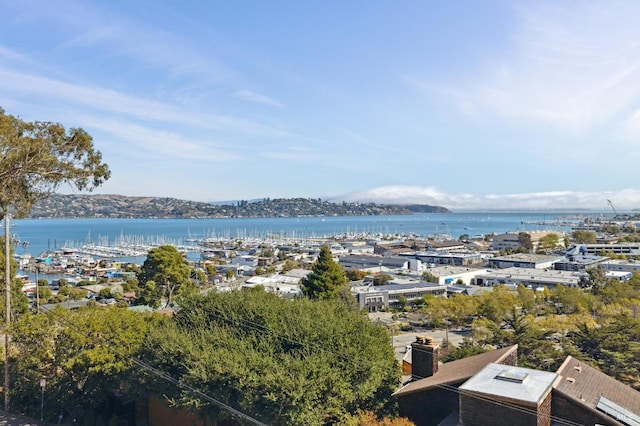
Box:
(336, 186), (640, 211)
(235, 90), (283, 107)
(420, 3), (640, 134)
(75, 115), (242, 162)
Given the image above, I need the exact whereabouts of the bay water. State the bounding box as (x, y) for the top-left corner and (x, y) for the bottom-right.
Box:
(9, 211), (605, 261)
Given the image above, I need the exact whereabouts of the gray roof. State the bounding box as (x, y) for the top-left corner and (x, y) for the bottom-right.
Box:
(460, 363), (558, 406)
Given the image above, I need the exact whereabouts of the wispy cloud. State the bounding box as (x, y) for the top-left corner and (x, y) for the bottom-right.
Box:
(414, 3), (640, 134)
(235, 90), (283, 107)
(76, 116), (242, 162)
(0, 67), (294, 139)
(336, 186), (640, 211)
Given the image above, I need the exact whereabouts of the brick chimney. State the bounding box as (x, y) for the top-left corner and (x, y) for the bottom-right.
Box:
(411, 335), (439, 380)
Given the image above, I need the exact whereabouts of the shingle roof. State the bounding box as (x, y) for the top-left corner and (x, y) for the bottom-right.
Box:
(554, 355), (640, 421)
(393, 345), (518, 397)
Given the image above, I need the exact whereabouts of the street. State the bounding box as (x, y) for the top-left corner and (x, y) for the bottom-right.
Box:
(392, 328), (468, 361)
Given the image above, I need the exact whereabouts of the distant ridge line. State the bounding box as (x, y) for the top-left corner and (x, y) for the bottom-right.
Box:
(28, 194), (450, 219)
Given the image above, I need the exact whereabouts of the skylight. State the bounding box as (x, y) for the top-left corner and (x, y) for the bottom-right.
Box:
(494, 369), (528, 384)
(596, 396), (640, 426)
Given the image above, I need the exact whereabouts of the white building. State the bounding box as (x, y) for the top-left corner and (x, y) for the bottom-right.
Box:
(473, 267), (587, 289)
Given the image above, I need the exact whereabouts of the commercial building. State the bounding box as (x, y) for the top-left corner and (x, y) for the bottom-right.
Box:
(473, 267), (586, 289)
(488, 253), (565, 269)
(351, 282), (447, 312)
(491, 231), (564, 252)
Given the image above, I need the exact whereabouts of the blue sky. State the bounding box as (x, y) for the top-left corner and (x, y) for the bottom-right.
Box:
(2, 0), (640, 210)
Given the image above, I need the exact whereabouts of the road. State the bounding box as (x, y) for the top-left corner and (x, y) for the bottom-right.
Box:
(391, 328), (469, 361)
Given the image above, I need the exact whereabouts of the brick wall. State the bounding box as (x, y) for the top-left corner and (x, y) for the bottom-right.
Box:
(460, 393), (540, 426)
(397, 386), (462, 426)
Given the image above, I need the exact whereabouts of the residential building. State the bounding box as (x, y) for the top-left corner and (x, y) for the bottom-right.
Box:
(395, 340), (640, 426)
(394, 339), (518, 425)
(339, 254), (409, 272)
(400, 250), (484, 267)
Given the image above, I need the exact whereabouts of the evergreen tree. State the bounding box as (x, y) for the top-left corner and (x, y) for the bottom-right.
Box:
(144, 288), (400, 425)
(301, 245), (348, 300)
(137, 245), (192, 308)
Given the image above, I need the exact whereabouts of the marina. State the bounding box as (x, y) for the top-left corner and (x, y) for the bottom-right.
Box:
(9, 212), (609, 264)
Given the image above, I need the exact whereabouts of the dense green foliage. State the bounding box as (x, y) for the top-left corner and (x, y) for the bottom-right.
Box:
(143, 288), (400, 425)
(8, 307), (162, 422)
(137, 245), (193, 308)
(301, 245), (349, 300)
(417, 278), (640, 387)
(0, 238), (29, 322)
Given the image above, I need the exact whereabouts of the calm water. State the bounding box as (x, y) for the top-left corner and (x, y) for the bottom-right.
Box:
(8, 212), (607, 260)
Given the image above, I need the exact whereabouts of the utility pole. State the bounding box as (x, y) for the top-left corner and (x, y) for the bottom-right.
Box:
(35, 269), (39, 313)
(4, 213), (10, 412)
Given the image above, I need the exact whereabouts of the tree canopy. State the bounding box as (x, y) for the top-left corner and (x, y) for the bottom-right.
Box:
(137, 245), (193, 308)
(301, 245), (349, 300)
(0, 108), (110, 217)
(9, 306), (162, 422)
(143, 288), (400, 425)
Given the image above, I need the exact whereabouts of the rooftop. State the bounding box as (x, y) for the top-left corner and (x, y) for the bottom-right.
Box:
(554, 355), (640, 424)
(394, 345), (518, 397)
(460, 363), (558, 406)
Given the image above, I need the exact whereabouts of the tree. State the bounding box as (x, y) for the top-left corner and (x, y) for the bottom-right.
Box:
(537, 233), (560, 253)
(346, 269), (368, 282)
(571, 230), (596, 244)
(0, 108), (110, 217)
(421, 271), (438, 283)
(301, 245), (348, 300)
(0, 108), (109, 411)
(9, 307), (160, 421)
(282, 259), (298, 272)
(143, 288), (400, 425)
(0, 240), (29, 322)
(517, 232), (533, 252)
(339, 410), (415, 426)
(137, 245), (192, 308)
(372, 273), (393, 286)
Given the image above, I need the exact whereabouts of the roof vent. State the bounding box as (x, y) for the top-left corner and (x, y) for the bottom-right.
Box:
(574, 365), (582, 373)
(566, 377), (575, 384)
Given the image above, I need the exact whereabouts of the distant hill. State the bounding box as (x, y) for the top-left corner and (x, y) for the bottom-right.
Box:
(28, 194), (450, 219)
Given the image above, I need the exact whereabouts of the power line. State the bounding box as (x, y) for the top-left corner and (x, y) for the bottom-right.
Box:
(408, 373), (586, 426)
